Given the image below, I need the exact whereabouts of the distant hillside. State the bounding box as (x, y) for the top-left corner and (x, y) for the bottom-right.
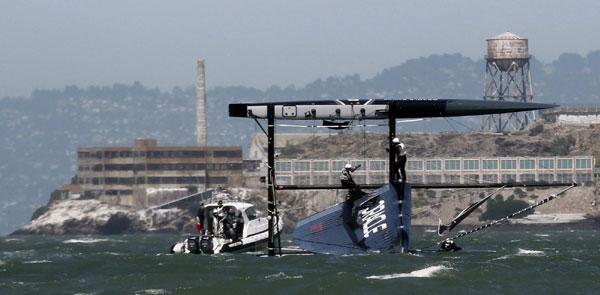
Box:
(2, 51), (600, 235)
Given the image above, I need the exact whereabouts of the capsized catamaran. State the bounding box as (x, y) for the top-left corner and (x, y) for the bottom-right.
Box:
(229, 98), (566, 255)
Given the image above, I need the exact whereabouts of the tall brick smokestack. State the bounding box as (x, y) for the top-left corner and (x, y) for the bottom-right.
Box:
(197, 59), (207, 146)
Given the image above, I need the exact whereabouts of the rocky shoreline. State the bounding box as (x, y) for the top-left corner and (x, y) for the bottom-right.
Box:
(11, 199), (197, 235)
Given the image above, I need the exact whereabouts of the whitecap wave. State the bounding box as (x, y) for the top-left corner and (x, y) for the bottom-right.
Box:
(135, 289), (169, 295)
(535, 234), (550, 237)
(24, 260), (52, 264)
(63, 238), (117, 244)
(366, 265), (451, 280)
(517, 248), (545, 255)
(3, 238), (24, 243)
(265, 271), (303, 280)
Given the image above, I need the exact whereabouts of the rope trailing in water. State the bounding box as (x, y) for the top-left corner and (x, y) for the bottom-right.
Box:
(446, 183), (577, 242)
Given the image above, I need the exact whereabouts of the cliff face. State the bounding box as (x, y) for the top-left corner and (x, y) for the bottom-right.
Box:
(12, 200), (196, 235)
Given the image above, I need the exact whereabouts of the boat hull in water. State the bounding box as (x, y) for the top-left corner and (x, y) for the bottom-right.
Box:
(292, 182), (411, 254)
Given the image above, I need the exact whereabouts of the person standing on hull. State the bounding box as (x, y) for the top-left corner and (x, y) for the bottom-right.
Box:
(390, 137), (407, 182)
(340, 163), (361, 194)
(341, 163), (362, 228)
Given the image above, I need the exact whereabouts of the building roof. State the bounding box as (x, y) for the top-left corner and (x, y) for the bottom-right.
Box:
(61, 184), (81, 193)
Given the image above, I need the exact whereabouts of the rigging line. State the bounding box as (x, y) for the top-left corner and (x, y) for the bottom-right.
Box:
(251, 115), (268, 136)
(419, 183), (576, 250)
(293, 237), (363, 250)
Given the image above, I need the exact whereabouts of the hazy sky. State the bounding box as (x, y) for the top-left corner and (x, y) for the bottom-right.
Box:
(1, 0), (600, 97)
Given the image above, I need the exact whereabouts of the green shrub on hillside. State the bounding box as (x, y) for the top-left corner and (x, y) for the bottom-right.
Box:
(480, 194), (533, 221)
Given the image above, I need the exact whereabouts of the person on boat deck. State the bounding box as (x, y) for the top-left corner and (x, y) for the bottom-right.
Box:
(196, 201), (205, 234)
(212, 200), (226, 235)
(223, 207), (241, 240)
(388, 137), (407, 182)
(340, 163), (361, 192)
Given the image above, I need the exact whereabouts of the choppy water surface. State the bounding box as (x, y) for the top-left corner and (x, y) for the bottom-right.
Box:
(1, 231), (599, 295)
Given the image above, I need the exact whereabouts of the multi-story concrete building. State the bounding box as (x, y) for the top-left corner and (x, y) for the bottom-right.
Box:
(274, 156), (595, 186)
(76, 139), (242, 208)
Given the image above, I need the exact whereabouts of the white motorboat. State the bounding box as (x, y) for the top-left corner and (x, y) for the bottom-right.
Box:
(170, 201), (283, 254)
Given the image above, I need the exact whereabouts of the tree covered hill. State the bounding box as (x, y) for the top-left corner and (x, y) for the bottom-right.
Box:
(1, 51), (600, 235)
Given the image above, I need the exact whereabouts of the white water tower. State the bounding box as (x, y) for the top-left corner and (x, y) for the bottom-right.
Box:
(481, 32), (534, 132)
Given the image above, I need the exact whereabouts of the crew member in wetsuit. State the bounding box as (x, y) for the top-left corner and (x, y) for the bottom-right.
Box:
(223, 207), (240, 240)
(340, 163), (360, 193)
(341, 163), (362, 228)
(390, 137), (407, 182)
(439, 238), (462, 252)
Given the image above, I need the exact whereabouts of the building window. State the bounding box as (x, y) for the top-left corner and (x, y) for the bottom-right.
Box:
(313, 175), (330, 185)
(538, 174), (554, 183)
(538, 159), (555, 170)
(426, 160), (442, 171)
(557, 159), (573, 170)
(445, 160), (460, 171)
(520, 159), (535, 170)
(369, 174), (385, 184)
(313, 161), (329, 172)
(557, 173), (573, 182)
(464, 174), (479, 183)
(501, 160), (517, 170)
(407, 160), (423, 171)
(483, 174), (498, 183)
(426, 174), (442, 184)
(275, 161), (291, 172)
(353, 175), (366, 184)
(501, 174), (517, 182)
(407, 175), (423, 183)
(576, 158), (592, 169)
(445, 174), (460, 183)
(332, 161), (347, 171)
(294, 161), (310, 172)
(464, 159), (479, 170)
(370, 160), (386, 171)
(482, 160), (498, 170)
(275, 176), (291, 185)
(576, 173), (592, 182)
(520, 174), (536, 182)
(351, 160), (367, 170)
(295, 175), (310, 185)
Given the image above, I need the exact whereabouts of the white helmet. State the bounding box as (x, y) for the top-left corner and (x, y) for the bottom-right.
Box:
(345, 164), (352, 169)
(392, 137), (400, 144)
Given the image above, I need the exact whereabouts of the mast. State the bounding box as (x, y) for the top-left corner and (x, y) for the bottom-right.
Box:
(388, 106), (396, 183)
(267, 104), (276, 256)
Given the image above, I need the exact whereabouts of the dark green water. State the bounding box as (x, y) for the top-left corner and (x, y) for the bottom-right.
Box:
(1, 230), (599, 295)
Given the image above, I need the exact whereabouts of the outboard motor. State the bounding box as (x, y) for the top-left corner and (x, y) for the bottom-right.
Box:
(186, 236), (201, 254)
(200, 235), (214, 254)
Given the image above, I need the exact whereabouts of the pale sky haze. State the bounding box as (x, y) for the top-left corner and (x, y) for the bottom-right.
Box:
(1, 0), (600, 97)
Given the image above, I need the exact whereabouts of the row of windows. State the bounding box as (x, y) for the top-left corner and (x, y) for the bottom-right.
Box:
(78, 150), (242, 159)
(79, 163), (242, 172)
(78, 176), (229, 185)
(276, 160), (387, 172)
(274, 173), (593, 185)
(274, 158), (593, 172)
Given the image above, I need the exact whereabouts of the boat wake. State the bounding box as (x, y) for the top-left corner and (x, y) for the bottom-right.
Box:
(366, 265), (451, 280)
